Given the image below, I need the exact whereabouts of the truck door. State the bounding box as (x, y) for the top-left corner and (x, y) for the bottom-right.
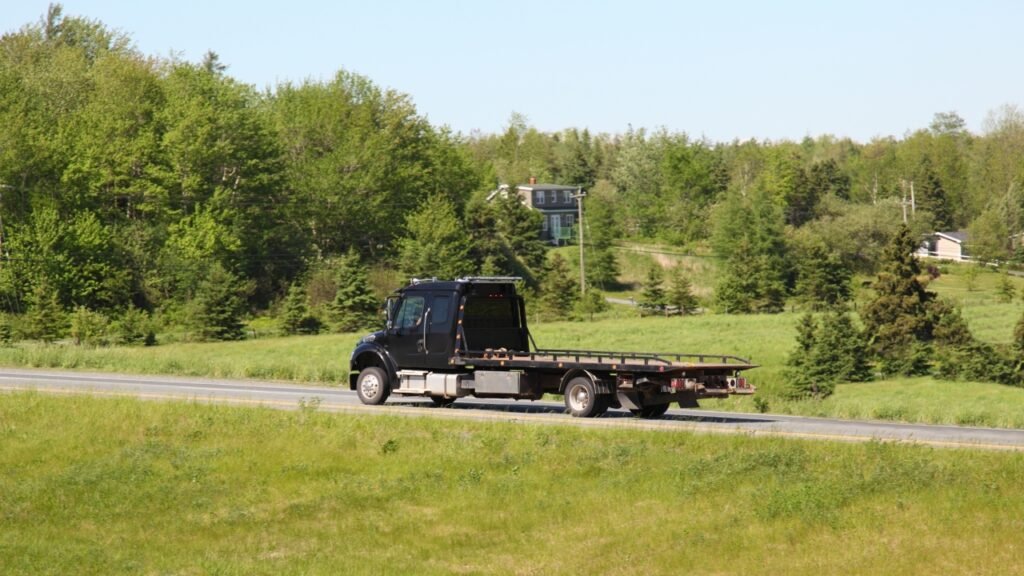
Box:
(390, 294), (426, 369)
(424, 293), (453, 369)
(389, 293), (454, 370)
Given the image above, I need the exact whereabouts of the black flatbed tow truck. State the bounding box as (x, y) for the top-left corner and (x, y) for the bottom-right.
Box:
(349, 277), (755, 418)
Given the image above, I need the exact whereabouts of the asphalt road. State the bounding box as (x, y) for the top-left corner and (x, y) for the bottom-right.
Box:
(3, 368), (1024, 451)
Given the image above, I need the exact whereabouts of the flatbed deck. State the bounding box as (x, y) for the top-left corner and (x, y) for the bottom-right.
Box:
(453, 348), (758, 375)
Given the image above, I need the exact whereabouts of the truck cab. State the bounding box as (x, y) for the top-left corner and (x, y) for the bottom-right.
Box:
(349, 277), (529, 401)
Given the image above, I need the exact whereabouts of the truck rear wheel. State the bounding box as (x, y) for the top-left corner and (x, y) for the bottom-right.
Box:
(356, 367), (390, 405)
(565, 377), (607, 418)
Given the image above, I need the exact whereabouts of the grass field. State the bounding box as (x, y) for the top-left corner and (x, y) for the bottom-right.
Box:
(0, 333), (362, 383)
(3, 392), (1024, 575)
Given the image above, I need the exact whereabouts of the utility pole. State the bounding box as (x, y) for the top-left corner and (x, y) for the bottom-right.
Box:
(572, 187), (587, 295)
(901, 180), (907, 223)
(0, 184), (9, 260)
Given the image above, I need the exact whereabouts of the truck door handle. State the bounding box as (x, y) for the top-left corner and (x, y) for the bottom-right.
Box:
(422, 308), (431, 353)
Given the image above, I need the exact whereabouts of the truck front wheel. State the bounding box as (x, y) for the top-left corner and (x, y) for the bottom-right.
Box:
(564, 377), (608, 418)
(356, 367), (390, 405)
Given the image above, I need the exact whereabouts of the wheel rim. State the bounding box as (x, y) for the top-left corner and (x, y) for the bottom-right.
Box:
(360, 373), (381, 399)
(569, 384), (590, 412)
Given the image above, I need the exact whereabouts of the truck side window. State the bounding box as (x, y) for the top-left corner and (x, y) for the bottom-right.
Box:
(431, 295), (451, 328)
(395, 296), (425, 330)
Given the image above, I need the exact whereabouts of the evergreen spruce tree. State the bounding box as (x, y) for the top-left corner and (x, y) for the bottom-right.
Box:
(0, 314), (12, 346)
(715, 241), (760, 314)
(1015, 310), (1024, 357)
(584, 196), (620, 288)
(928, 296), (1012, 384)
(667, 266), (699, 314)
(997, 273), (1016, 303)
(329, 249), (380, 333)
(26, 281), (66, 343)
(480, 255), (502, 277)
(281, 283), (310, 335)
(69, 306), (109, 346)
(112, 307), (156, 346)
(493, 193), (547, 274)
(1014, 310), (1024, 381)
(586, 247), (620, 289)
(712, 185), (789, 314)
(785, 313), (828, 398)
(465, 198), (512, 277)
(640, 264), (666, 311)
(573, 289), (608, 321)
(191, 263), (249, 341)
(398, 195), (474, 281)
(795, 243), (853, 310)
(785, 310), (871, 399)
(860, 225), (938, 375)
(538, 253), (578, 320)
(814, 309), (872, 383)
(914, 159), (953, 231)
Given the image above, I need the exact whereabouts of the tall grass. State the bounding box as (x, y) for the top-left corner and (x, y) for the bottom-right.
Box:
(0, 334), (362, 384)
(2, 393), (1023, 575)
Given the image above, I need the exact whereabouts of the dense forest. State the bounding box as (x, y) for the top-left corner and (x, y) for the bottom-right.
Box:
(3, 6), (1024, 343)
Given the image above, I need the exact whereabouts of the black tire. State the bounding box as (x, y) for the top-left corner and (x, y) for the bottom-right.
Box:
(564, 377), (605, 418)
(356, 367), (390, 405)
(630, 402), (670, 419)
(429, 396), (455, 407)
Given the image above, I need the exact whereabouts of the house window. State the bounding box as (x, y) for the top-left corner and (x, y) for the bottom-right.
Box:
(541, 216), (549, 232)
(565, 214), (575, 227)
(563, 190), (571, 203)
(535, 191), (545, 205)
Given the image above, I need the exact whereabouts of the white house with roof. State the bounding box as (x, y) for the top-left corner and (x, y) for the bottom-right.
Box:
(917, 231), (969, 261)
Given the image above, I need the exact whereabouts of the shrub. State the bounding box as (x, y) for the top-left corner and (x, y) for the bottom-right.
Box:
(0, 313), (13, 346)
(573, 289), (608, 321)
(111, 307), (156, 346)
(69, 306), (109, 346)
(997, 273), (1016, 303)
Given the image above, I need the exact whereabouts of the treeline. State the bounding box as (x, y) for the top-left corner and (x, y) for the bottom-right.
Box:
(4, 6), (1024, 342)
(0, 7), (494, 340)
(469, 109), (1024, 312)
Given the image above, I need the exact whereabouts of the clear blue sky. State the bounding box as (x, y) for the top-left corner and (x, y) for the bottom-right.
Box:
(4, 1), (1023, 142)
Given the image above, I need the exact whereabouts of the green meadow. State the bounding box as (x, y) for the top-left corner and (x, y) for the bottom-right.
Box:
(2, 393), (1023, 575)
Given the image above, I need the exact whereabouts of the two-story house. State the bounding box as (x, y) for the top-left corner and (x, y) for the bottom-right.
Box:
(489, 178), (580, 245)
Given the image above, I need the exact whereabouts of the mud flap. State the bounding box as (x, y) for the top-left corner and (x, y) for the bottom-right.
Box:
(616, 390), (642, 411)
